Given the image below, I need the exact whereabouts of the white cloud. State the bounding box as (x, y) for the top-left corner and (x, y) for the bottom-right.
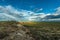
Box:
(3, 13), (17, 20)
(55, 7), (60, 14)
(0, 5), (60, 22)
(35, 8), (43, 12)
(48, 18), (60, 21)
(0, 5), (35, 21)
(39, 8), (43, 11)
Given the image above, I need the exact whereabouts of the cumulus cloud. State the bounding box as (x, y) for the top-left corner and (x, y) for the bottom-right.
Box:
(0, 5), (60, 22)
(0, 5), (36, 21)
(36, 8), (43, 12)
(33, 8), (43, 12)
(55, 7), (60, 14)
(45, 7), (60, 21)
(28, 7), (60, 21)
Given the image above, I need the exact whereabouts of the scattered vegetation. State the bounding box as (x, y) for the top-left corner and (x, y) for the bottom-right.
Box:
(0, 21), (18, 39)
(20, 22), (60, 40)
(0, 21), (35, 40)
(0, 21), (60, 40)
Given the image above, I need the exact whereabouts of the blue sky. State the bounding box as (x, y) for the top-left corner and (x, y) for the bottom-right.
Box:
(0, 0), (60, 13)
(0, 0), (60, 21)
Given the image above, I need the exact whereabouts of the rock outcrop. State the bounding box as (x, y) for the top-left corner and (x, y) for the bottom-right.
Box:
(0, 21), (35, 40)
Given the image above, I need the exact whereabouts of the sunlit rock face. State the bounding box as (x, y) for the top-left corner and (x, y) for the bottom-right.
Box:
(0, 21), (34, 40)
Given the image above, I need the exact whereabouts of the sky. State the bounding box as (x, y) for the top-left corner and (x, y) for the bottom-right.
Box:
(0, 0), (60, 22)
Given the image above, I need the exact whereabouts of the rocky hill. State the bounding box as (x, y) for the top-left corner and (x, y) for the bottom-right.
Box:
(1, 21), (60, 40)
(0, 21), (35, 40)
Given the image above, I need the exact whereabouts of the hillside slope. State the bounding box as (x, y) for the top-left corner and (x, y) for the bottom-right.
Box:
(20, 22), (60, 40)
(1, 21), (60, 40)
(0, 21), (35, 40)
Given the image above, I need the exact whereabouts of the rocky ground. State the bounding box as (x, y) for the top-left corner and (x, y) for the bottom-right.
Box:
(0, 21), (60, 40)
(0, 21), (35, 40)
